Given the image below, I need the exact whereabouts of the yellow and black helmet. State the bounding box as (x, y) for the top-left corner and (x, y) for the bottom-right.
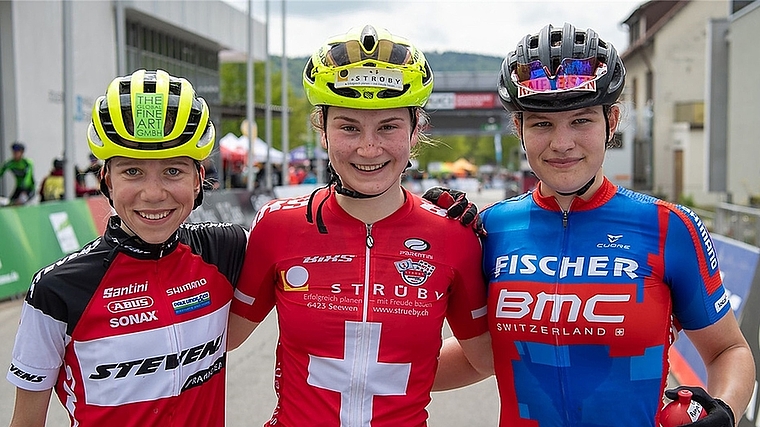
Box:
(303, 25), (433, 109)
(88, 69), (215, 160)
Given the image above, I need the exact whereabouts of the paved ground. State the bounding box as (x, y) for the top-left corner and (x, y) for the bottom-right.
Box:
(0, 188), (506, 426)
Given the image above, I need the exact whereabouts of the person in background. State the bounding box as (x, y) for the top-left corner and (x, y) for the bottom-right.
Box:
(228, 24), (492, 427)
(434, 22), (754, 427)
(6, 69), (248, 427)
(202, 157), (221, 190)
(0, 142), (35, 205)
(39, 158), (65, 202)
(75, 153), (103, 197)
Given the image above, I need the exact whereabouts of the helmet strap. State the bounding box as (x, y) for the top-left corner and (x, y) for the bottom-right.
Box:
(556, 175), (596, 197)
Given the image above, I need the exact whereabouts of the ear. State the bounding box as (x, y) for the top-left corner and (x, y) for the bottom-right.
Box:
(100, 166), (112, 196)
(512, 115), (523, 140)
(607, 105), (621, 139)
(410, 110), (420, 149)
(197, 164), (206, 194)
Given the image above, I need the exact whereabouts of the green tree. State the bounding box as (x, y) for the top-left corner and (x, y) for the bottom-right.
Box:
(219, 62), (312, 153)
(415, 133), (520, 171)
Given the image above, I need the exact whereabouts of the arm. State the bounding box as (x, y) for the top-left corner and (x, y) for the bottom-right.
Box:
(9, 388), (52, 427)
(433, 332), (494, 391)
(227, 312), (261, 351)
(684, 313), (755, 423)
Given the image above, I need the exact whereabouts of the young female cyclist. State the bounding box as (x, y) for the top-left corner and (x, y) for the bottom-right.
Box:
(435, 23), (754, 427)
(7, 69), (248, 427)
(227, 24), (493, 427)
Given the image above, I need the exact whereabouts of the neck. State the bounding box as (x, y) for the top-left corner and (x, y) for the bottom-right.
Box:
(336, 184), (405, 224)
(540, 170), (605, 211)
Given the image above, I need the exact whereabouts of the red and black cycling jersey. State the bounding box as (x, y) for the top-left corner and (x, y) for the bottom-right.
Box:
(7, 216), (248, 427)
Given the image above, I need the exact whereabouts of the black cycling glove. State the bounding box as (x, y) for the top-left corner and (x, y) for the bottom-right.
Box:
(421, 186), (486, 238)
(664, 386), (735, 427)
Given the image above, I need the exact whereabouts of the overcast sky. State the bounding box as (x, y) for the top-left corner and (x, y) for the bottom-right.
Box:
(227, 0), (643, 58)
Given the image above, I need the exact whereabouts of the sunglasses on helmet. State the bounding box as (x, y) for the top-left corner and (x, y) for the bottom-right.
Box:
(512, 57), (607, 98)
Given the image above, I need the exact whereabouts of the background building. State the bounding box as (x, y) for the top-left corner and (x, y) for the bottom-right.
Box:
(0, 0), (265, 200)
(621, 0), (759, 206)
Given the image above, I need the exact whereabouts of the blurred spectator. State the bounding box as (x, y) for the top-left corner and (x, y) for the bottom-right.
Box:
(0, 142), (35, 205)
(202, 157), (221, 190)
(75, 153), (102, 197)
(39, 158), (65, 202)
(289, 164), (307, 185)
(302, 166), (317, 184)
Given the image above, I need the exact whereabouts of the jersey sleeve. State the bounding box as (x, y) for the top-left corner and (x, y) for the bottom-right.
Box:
(664, 204), (730, 330)
(7, 299), (66, 391)
(230, 203), (279, 322)
(445, 230), (489, 340)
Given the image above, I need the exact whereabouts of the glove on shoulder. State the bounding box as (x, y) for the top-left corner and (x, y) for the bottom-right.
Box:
(421, 186), (486, 238)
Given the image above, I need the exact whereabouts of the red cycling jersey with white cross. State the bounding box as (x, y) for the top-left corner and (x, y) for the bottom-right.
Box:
(232, 188), (488, 427)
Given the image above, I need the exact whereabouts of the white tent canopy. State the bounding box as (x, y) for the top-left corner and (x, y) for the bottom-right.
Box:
(219, 132), (285, 164)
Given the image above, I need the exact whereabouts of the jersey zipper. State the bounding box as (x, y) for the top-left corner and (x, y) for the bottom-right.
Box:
(346, 223), (374, 426)
(557, 200), (572, 424)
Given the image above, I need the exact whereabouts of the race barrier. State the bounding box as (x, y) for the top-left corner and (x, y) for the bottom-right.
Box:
(664, 234), (760, 426)
(0, 189), (274, 301)
(0, 199), (102, 299)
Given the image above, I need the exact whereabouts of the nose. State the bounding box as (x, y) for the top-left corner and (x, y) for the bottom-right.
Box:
(140, 175), (168, 202)
(356, 133), (383, 157)
(549, 125), (575, 152)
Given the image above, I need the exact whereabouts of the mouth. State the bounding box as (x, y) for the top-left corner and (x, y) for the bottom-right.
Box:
(353, 161), (389, 172)
(137, 210), (171, 220)
(546, 157), (582, 167)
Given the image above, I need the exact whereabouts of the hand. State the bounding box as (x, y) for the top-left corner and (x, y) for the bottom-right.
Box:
(422, 186), (486, 237)
(664, 386), (735, 427)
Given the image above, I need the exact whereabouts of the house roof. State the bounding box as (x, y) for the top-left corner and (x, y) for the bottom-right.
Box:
(621, 0), (690, 60)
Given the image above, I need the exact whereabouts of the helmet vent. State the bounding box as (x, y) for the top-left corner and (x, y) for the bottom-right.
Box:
(360, 25), (378, 51)
(551, 31), (562, 47)
(169, 81), (182, 96)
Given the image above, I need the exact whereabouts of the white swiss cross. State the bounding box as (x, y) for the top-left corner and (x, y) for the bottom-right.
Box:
(307, 321), (411, 426)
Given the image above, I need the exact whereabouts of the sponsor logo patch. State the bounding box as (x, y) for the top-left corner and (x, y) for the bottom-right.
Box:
(107, 296), (154, 314)
(172, 291), (211, 315)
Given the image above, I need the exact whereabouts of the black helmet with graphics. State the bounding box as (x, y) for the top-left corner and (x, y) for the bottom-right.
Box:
(497, 22), (626, 112)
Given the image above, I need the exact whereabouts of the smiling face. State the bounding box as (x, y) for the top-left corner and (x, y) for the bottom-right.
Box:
(515, 105), (619, 203)
(105, 156), (203, 244)
(322, 106), (417, 197)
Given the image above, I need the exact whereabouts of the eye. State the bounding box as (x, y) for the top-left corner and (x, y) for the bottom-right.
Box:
(531, 121), (551, 128)
(124, 167), (140, 176)
(166, 167), (182, 177)
(339, 124), (358, 132)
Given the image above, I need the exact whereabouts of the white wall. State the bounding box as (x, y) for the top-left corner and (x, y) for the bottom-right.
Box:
(649, 0), (727, 204)
(727, 3), (760, 204)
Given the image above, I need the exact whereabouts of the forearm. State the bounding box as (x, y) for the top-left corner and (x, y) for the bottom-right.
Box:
(433, 334), (493, 391)
(9, 388), (51, 427)
(705, 344), (755, 423)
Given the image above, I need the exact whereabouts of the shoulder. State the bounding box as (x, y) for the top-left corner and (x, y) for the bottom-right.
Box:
(481, 191), (533, 222)
(27, 238), (108, 313)
(179, 222), (248, 248)
(411, 193), (481, 239)
(251, 192), (314, 227)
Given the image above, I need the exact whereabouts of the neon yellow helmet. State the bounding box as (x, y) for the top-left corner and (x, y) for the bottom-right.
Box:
(303, 25), (433, 109)
(87, 69), (215, 161)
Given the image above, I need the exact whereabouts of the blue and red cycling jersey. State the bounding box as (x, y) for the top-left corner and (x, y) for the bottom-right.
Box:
(480, 178), (731, 427)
